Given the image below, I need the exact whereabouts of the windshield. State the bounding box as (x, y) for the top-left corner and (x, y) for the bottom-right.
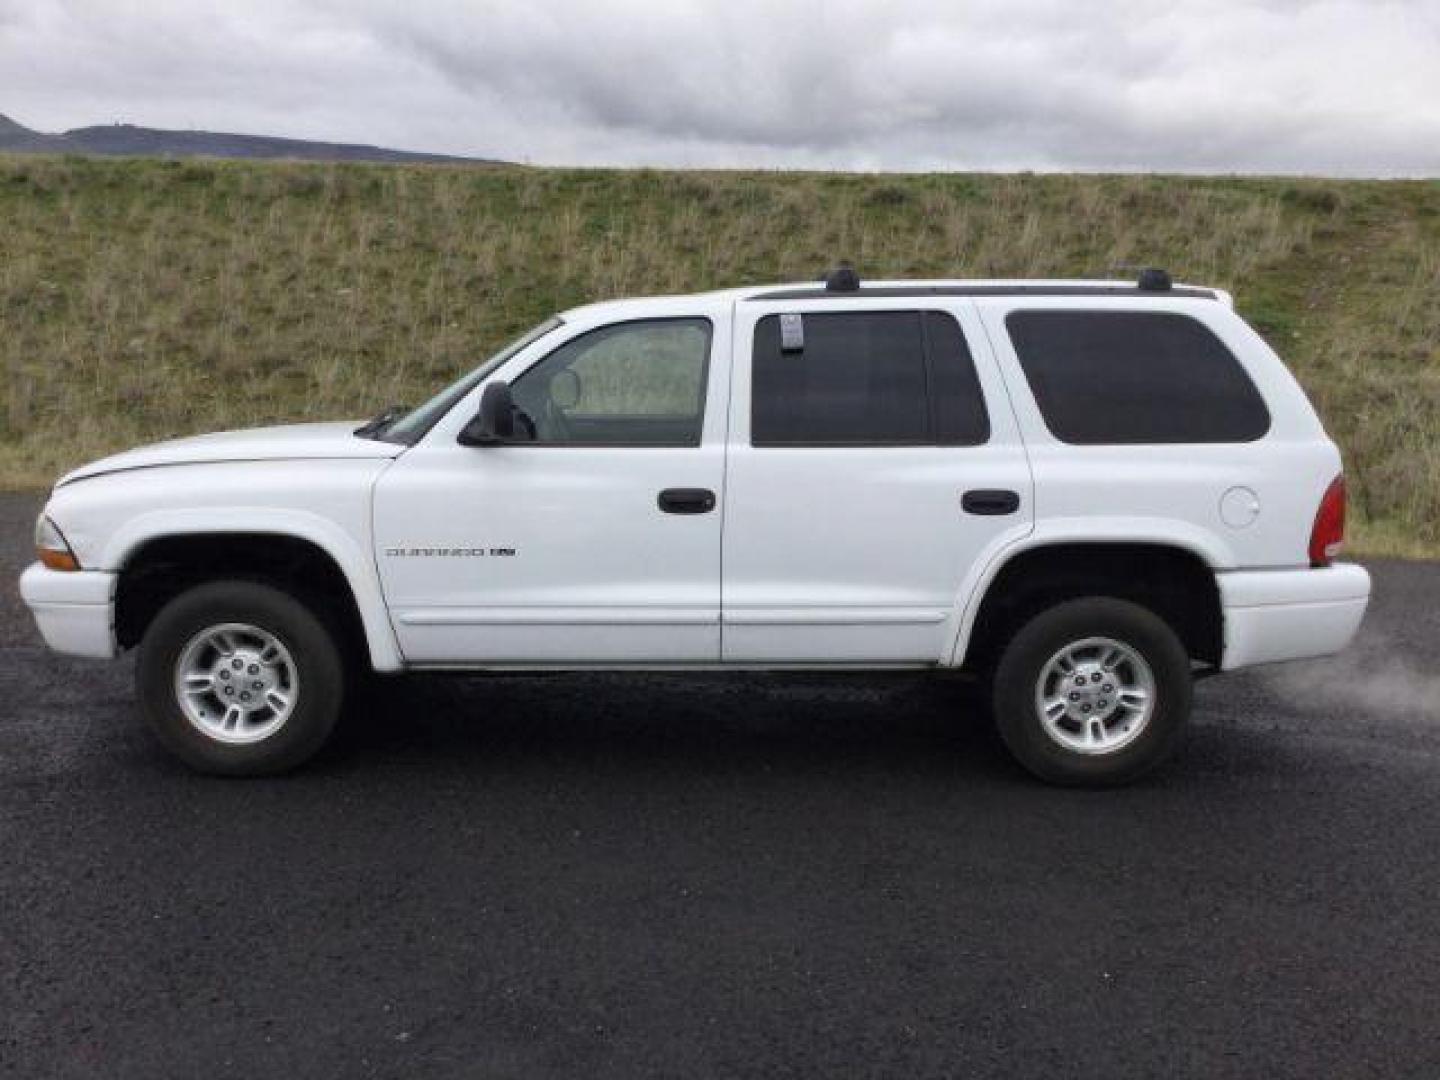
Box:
(378, 316), (564, 445)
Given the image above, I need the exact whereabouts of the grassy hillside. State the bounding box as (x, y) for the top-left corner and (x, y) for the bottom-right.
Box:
(1, 155), (1437, 555)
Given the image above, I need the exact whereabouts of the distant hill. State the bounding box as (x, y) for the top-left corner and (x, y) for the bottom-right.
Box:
(0, 112), (498, 165)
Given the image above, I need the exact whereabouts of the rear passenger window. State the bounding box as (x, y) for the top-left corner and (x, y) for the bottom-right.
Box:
(1006, 311), (1270, 444)
(751, 311), (989, 446)
(927, 311), (992, 445)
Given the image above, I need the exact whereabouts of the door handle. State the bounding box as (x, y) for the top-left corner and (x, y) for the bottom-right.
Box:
(962, 489), (1021, 516)
(658, 488), (717, 515)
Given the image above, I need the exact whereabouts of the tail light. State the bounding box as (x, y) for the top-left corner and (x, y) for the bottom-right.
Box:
(1308, 475), (1346, 567)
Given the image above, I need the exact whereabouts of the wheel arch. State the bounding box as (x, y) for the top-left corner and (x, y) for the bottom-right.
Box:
(953, 536), (1224, 670)
(108, 511), (402, 671)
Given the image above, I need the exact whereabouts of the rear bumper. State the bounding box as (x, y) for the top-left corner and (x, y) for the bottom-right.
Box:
(18, 563), (118, 659)
(1217, 563), (1370, 671)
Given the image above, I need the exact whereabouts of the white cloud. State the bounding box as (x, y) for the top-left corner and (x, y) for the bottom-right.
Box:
(1, 0), (1437, 174)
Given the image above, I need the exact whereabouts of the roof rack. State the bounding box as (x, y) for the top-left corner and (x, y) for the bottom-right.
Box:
(1137, 267), (1172, 291)
(753, 282), (1215, 302)
(752, 263), (1206, 302)
(824, 262), (860, 292)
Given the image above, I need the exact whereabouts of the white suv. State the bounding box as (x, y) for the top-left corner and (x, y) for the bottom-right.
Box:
(20, 267), (1370, 784)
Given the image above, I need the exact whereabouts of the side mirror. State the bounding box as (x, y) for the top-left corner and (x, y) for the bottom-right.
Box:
(458, 381), (517, 446)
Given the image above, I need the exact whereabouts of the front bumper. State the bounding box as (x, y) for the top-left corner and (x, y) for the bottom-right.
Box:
(1217, 562), (1370, 671)
(18, 563), (119, 659)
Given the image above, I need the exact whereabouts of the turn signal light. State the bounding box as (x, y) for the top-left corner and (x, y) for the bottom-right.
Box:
(35, 515), (80, 572)
(38, 548), (80, 572)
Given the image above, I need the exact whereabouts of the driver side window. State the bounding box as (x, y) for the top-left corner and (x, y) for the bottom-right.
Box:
(510, 318), (712, 446)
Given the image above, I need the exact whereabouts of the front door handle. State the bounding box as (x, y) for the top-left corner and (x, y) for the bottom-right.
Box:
(962, 489), (1021, 516)
(658, 488), (716, 515)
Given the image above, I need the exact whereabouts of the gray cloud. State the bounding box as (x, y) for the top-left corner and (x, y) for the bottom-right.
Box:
(2, 0), (1438, 174)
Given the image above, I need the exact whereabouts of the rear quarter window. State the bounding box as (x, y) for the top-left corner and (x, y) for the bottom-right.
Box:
(1006, 310), (1270, 444)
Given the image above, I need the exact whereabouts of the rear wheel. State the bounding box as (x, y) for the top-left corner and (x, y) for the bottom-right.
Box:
(137, 581), (345, 775)
(991, 597), (1191, 786)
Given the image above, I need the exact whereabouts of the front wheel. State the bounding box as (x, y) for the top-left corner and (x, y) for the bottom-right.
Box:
(991, 597), (1192, 786)
(136, 581), (345, 775)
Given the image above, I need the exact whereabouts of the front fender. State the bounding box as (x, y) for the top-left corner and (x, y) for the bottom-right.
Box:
(101, 506), (403, 671)
(46, 459), (404, 672)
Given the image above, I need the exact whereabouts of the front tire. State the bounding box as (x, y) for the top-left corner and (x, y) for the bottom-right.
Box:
(991, 597), (1191, 786)
(136, 581), (345, 775)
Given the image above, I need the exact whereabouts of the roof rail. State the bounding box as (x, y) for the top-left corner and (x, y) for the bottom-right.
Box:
(818, 263), (1176, 294)
(750, 282), (1217, 302)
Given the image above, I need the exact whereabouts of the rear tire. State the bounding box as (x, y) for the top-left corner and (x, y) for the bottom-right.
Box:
(136, 580), (345, 775)
(991, 597), (1191, 786)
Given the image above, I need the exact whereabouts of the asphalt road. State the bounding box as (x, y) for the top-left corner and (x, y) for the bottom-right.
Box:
(2, 491), (1438, 1079)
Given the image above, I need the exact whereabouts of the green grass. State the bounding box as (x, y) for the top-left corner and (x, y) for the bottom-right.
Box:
(2, 155), (1437, 555)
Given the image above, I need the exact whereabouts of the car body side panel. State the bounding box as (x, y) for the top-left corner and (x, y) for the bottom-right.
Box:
(25, 288), (1369, 679)
(372, 296), (734, 664)
(975, 297), (1342, 572)
(720, 298), (1034, 664)
(42, 459), (404, 671)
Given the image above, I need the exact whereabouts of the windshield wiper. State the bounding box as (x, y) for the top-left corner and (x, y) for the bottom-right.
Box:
(354, 405), (408, 439)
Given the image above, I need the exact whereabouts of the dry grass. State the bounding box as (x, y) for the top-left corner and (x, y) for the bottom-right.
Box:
(1, 156), (1437, 555)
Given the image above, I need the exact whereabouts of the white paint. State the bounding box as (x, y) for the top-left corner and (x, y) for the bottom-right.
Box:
(1220, 486), (1262, 529)
(373, 295), (733, 663)
(720, 296), (1033, 663)
(17, 564), (117, 659)
(1217, 563), (1373, 674)
(21, 277), (1370, 685)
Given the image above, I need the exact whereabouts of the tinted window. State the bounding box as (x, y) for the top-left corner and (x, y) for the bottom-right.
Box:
(511, 319), (711, 445)
(927, 311), (991, 445)
(751, 311), (989, 446)
(1006, 311), (1270, 444)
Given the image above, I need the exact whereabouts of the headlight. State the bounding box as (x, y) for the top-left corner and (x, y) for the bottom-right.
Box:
(35, 515), (80, 572)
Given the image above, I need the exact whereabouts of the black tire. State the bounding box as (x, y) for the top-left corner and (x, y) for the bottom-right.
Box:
(991, 597), (1191, 786)
(136, 580), (345, 776)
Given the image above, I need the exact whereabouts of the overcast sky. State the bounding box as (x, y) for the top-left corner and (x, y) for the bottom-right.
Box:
(2, 0), (1438, 175)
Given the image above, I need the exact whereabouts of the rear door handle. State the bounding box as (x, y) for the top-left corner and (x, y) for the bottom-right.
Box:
(962, 489), (1020, 516)
(658, 488), (716, 515)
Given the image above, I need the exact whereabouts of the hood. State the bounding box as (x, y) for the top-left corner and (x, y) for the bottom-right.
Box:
(58, 421), (405, 485)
